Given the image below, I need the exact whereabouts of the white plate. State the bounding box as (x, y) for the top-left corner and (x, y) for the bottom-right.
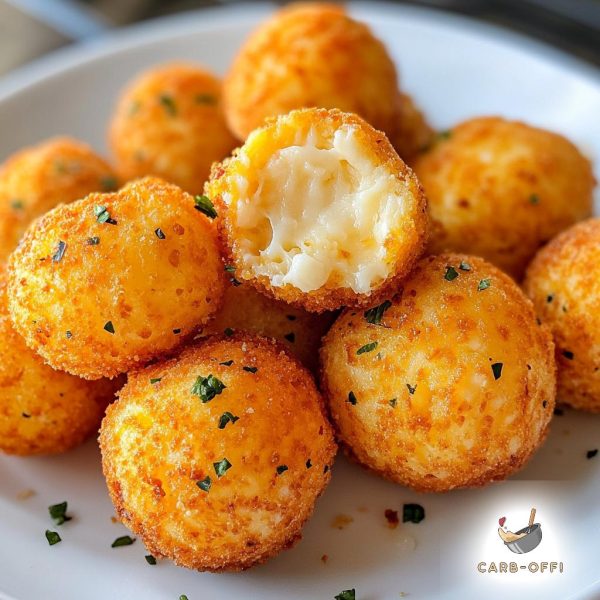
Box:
(0, 3), (599, 600)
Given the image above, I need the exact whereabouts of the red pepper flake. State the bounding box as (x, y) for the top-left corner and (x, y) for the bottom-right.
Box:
(384, 509), (399, 529)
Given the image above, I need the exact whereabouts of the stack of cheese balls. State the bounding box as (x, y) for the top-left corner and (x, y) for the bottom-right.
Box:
(0, 1), (596, 575)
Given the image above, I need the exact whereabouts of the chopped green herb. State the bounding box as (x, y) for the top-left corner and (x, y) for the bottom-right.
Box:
(66, 330), (72, 339)
(587, 449), (598, 459)
(218, 411), (239, 429)
(335, 590), (356, 600)
(348, 391), (357, 405)
(159, 94), (177, 116)
(104, 321), (115, 334)
(562, 305), (568, 313)
(86, 236), (100, 246)
(389, 398), (397, 408)
(406, 383), (417, 395)
(94, 205), (116, 225)
(145, 555), (157, 565)
(213, 458), (232, 478)
(403, 503), (425, 524)
(195, 93), (217, 105)
(478, 278), (491, 291)
(11, 199), (24, 210)
(155, 228), (166, 239)
(100, 176), (118, 192)
(562, 350), (574, 360)
(230, 277), (242, 287)
(219, 360), (234, 366)
(111, 535), (135, 548)
(224, 327), (234, 337)
(284, 332), (296, 343)
(444, 266), (459, 281)
(179, 596), (189, 600)
(150, 377), (162, 384)
(48, 501), (71, 525)
(197, 476), (211, 492)
(22, 412), (31, 418)
(129, 101), (140, 116)
(491, 362), (503, 380)
(529, 194), (540, 205)
(364, 300), (392, 325)
(45, 530), (61, 546)
(547, 294), (554, 303)
(438, 129), (452, 140)
(276, 465), (288, 475)
(459, 261), (471, 271)
(191, 374), (226, 402)
(194, 195), (217, 218)
(286, 314), (296, 321)
(224, 265), (236, 273)
(324, 465), (330, 474)
(243, 366), (258, 374)
(52, 241), (67, 263)
(306, 459), (312, 469)
(357, 341), (378, 355)
(173, 328), (181, 335)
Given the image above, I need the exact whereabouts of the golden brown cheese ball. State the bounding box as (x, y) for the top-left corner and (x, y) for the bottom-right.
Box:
(8, 177), (224, 380)
(0, 137), (118, 261)
(100, 334), (336, 571)
(224, 3), (401, 140)
(0, 265), (121, 455)
(524, 219), (600, 412)
(199, 279), (335, 372)
(388, 93), (435, 164)
(320, 254), (556, 492)
(207, 108), (429, 313)
(412, 117), (595, 279)
(109, 62), (237, 194)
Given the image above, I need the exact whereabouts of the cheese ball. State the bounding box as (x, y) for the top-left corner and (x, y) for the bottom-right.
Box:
(100, 334), (337, 571)
(207, 108), (429, 313)
(524, 219), (600, 412)
(0, 137), (118, 261)
(0, 265), (121, 455)
(388, 93), (435, 164)
(109, 62), (237, 194)
(320, 254), (556, 492)
(8, 177), (224, 380)
(224, 3), (401, 141)
(199, 278), (335, 372)
(412, 117), (595, 279)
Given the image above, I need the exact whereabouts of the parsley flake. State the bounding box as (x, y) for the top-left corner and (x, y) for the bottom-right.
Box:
(195, 93), (217, 105)
(86, 236), (100, 245)
(547, 294), (554, 303)
(191, 374), (226, 402)
(103, 321), (115, 334)
(459, 261), (471, 271)
(406, 383), (417, 395)
(218, 411), (239, 429)
(478, 278), (491, 291)
(94, 205), (116, 225)
(529, 194), (540, 205)
(224, 265), (236, 273)
(444, 266), (459, 281)
(150, 377), (162, 384)
(306, 459), (312, 469)
(389, 398), (397, 408)
(155, 228), (166, 239)
(45, 530), (61, 546)
(219, 360), (234, 366)
(364, 300), (392, 325)
(194, 195), (217, 218)
(224, 327), (234, 337)
(587, 449), (598, 460)
(197, 476), (211, 492)
(173, 328), (181, 335)
(48, 501), (71, 525)
(11, 199), (24, 210)
(403, 503), (425, 524)
(276, 465), (289, 475)
(145, 555), (157, 565)
(111, 535), (135, 548)
(213, 458), (232, 478)
(491, 362), (503, 380)
(286, 314), (296, 321)
(562, 350), (574, 360)
(159, 94), (177, 116)
(357, 341), (378, 355)
(284, 332), (296, 343)
(335, 590), (356, 600)
(348, 391), (357, 405)
(66, 330), (72, 339)
(100, 176), (118, 192)
(243, 366), (258, 374)
(52, 241), (67, 263)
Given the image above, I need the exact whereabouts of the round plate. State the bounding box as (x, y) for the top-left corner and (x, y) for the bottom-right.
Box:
(0, 3), (598, 599)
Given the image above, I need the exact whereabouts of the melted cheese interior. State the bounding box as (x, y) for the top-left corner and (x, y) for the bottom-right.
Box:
(227, 126), (406, 293)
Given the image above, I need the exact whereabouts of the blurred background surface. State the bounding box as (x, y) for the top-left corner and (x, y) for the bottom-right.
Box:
(0, 0), (599, 77)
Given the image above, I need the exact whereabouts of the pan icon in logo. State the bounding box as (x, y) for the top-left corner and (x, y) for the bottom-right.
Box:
(497, 507), (542, 554)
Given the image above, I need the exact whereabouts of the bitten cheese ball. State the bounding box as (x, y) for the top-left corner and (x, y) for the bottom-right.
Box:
(224, 3), (401, 140)
(199, 279), (335, 372)
(109, 63), (237, 194)
(100, 334), (336, 571)
(412, 117), (595, 279)
(0, 137), (118, 261)
(8, 177), (224, 380)
(207, 108), (428, 313)
(0, 266), (121, 455)
(320, 254), (556, 492)
(524, 219), (600, 412)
